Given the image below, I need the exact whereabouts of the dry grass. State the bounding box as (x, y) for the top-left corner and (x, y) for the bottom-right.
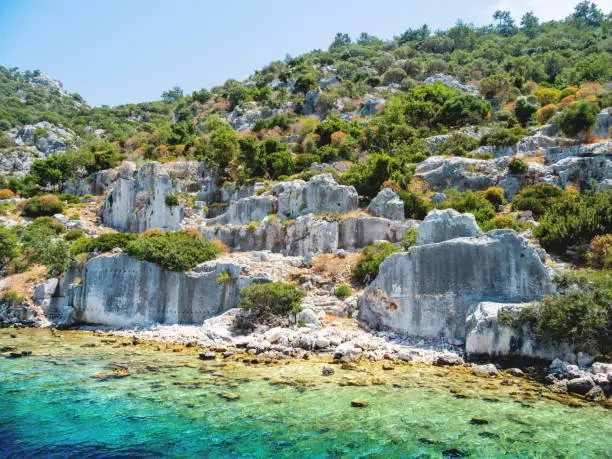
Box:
(523, 156), (546, 165)
(311, 253), (360, 284)
(0, 265), (47, 301)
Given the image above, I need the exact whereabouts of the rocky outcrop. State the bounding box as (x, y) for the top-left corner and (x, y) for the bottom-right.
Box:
(199, 215), (414, 257)
(367, 188), (404, 220)
(62, 169), (117, 196)
(0, 149), (40, 177)
(358, 210), (554, 339)
(417, 209), (482, 244)
(423, 74), (479, 96)
(464, 302), (574, 360)
(594, 108), (611, 139)
(205, 196), (277, 226)
(36, 254), (260, 327)
(272, 173), (359, 220)
(7, 121), (77, 156)
(101, 161), (217, 233)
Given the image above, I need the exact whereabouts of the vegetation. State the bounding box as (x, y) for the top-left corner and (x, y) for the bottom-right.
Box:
(512, 183), (565, 218)
(400, 228), (419, 250)
(334, 284), (352, 299)
(239, 281), (305, 320)
(533, 190), (612, 254)
(126, 230), (219, 271)
(22, 195), (65, 217)
(352, 241), (399, 284)
(521, 270), (612, 355)
(71, 232), (138, 255)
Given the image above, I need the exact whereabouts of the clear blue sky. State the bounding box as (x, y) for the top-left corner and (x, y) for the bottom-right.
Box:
(1, 0), (608, 107)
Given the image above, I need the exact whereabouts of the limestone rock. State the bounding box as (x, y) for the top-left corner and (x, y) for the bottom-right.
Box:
(423, 74), (479, 96)
(272, 173), (358, 220)
(367, 188), (404, 221)
(417, 209), (482, 245)
(205, 196), (277, 226)
(359, 214), (555, 339)
(35, 254), (259, 327)
(594, 107), (611, 139)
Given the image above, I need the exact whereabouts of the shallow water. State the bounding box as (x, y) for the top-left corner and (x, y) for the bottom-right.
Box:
(1, 329), (610, 458)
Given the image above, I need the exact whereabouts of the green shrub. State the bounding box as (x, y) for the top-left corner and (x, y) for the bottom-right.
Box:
(508, 157), (528, 175)
(294, 75), (318, 94)
(481, 127), (529, 147)
(239, 281), (305, 319)
(334, 284), (352, 299)
(520, 271), (612, 354)
(481, 214), (521, 232)
(71, 232), (138, 256)
(515, 96), (538, 125)
(397, 191), (431, 220)
(483, 187), (506, 207)
(165, 194), (179, 207)
(438, 95), (491, 127)
(21, 217), (65, 263)
(1, 290), (24, 306)
(44, 240), (70, 273)
(434, 134), (479, 157)
(0, 227), (19, 269)
(126, 230), (219, 271)
(59, 194), (81, 205)
(512, 183), (564, 218)
(533, 190), (612, 254)
(400, 228), (418, 250)
(556, 101), (599, 138)
(22, 195), (65, 217)
(352, 241), (399, 284)
(436, 190), (495, 224)
(216, 270), (235, 283)
(64, 229), (84, 241)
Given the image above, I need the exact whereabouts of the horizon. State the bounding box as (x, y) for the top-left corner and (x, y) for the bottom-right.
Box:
(1, 0), (611, 107)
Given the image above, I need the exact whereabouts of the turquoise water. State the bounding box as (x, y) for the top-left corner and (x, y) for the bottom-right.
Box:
(1, 329), (611, 458)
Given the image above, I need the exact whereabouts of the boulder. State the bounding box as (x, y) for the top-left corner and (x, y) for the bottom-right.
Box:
(594, 107), (611, 139)
(417, 209), (482, 245)
(359, 214), (555, 339)
(367, 188), (405, 221)
(567, 376), (595, 395)
(272, 173), (358, 220)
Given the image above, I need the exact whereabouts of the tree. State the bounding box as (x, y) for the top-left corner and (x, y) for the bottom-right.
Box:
(228, 84), (248, 108)
(556, 101), (599, 138)
(515, 96), (538, 125)
(329, 32), (352, 51)
(572, 1), (603, 27)
(239, 282), (305, 321)
(398, 24), (430, 45)
(0, 227), (19, 270)
(438, 95), (491, 127)
(209, 126), (240, 171)
(520, 11), (539, 38)
(293, 75), (318, 94)
(493, 10), (516, 36)
(161, 86), (183, 101)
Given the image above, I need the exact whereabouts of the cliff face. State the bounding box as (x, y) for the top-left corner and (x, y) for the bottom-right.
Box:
(36, 254), (258, 327)
(358, 210), (555, 339)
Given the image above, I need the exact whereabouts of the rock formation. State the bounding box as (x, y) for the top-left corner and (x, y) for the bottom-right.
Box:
(35, 254), (260, 327)
(367, 188), (404, 220)
(358, 210), (555, 339)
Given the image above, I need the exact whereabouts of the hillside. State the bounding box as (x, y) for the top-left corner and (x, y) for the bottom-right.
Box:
(0, 1), (611, 408)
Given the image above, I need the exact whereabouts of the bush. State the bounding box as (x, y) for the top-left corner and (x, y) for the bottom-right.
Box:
(21, 217), (65, 263)
(71, 232), (138, 255)
(434, 134), (479, 157)
(556, 101), (599, 138)
(515, 96), (538, 125)
(239, 281), (305, 320)
(352, 241), (399, 284)
(535, 104), (557, 124)
(59, 194), (81, 205)
(334, 284), (352, 299)
(483, 187), (506, 207)
(1, 290), (24, 306)
(294, 75), (318, 94)
(400, 228), (418, 250)
(0, 226), (19, 269)
(481, 127), (529, 147)
(508, 157), (528, 175)
(397, 191), (431, 220)
(512, 183), (564, 218)
(382, 67), (407, 85)
(22, 195), (65, 217)
(0, 189), (15, 200)
(43, 240), (70, 273)
(520, 271), (612, 355)
(533, 190), (612, 254)
(438, 95), (491, 127)
(165, 194), (179, 207)
(64, 229), (84, 241)
(436, 190), (495, 224)
(588, 234), (612, 269)
(481, 214), (521, 232)
(126, 230), (219, 271)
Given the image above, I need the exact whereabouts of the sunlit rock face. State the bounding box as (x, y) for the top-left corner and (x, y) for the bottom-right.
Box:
(358, 210), (555, 339)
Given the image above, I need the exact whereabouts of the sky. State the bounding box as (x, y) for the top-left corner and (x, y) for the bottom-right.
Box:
(1, 0), (610, 107)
